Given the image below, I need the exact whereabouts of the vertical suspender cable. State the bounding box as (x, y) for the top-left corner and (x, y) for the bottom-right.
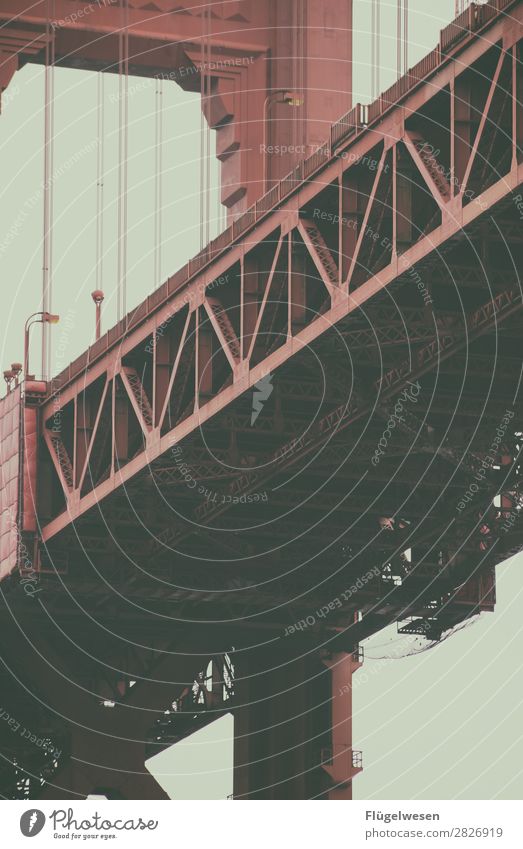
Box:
(123, 2), (128, 318)
(42, 0), (55, 379)
(118, 6), (122, 316)
(206, 5), (211, 243)
(199, 12), (205, 248)
(117, 0), (129, 320)
(377, 0), (381, 97)
(123, 0), (129, 318)
(405, 0), (409, 77)
(300, 0), (306, 152)
(397, 0), (401, 79)
(154, 77), (163, 288)
(96, 72), (105, 299)
(371, 0), (381, 100)
(397, 0), (408, 79)
(297, 0), (302, 151)
(292, 0), (297, 153)
(371, 0), (376, 99)
(214, 8), (222, 239)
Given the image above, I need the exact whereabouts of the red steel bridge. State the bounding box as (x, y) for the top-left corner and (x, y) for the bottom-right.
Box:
(0, 0), (522, 800)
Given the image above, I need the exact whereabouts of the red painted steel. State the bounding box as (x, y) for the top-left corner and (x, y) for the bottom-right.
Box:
(31, 1), (523, 543)
(0, 386), (21, 579)
(0, 0), (353, 218)
(0, 0), (522, 802)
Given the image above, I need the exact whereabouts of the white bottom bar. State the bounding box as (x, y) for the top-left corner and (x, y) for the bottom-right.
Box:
(3, 799), (521, 847)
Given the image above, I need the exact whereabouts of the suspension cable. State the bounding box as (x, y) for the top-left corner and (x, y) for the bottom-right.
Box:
(299, 0), (306, 151)
(117, 0), (129, 320)
(199, 10), (206, 248)
(397, 0), (401, 78)
(371, 0), (381, 100)
(214, 17), (226, 241)
(42, 0), (55, 379)
(96, 72), (105, 298)
(397, 0), (408, 79)
(154, 77), (163, 288)
(206, 5), (211, 242)
(292, 0), (298, 152)
(404, 0), (408, 78)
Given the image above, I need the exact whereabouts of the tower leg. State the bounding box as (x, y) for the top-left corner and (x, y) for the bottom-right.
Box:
(233, 644), (363, 799)
(321, 650), (363, 800)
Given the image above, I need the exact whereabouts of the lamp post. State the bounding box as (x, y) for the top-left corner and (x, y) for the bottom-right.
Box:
(11, 363), (22, 386)
(24, 311), (60, 380)
(91, 290), (104, 341)
(3, 363), (22, 396)
(3, 369), (14, 394)
(262, 90), (304, 192)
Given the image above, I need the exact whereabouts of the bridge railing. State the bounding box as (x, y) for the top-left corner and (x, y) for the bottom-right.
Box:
(331, 104), (363, 147)
(303, 141), (331, 178)
(47, 0), (515, 399)
(441, 6), (476, 53)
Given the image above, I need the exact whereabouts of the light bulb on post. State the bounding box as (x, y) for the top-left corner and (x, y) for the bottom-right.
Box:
(24, 312), (60, 380)
(10, 363), (22, 385)
(3, 369), (14, 394)
(91, 290), (104, 342)
(263, 90), (304, 191)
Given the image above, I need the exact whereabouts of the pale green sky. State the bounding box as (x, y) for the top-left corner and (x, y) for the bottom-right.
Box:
(356, 555), (523, 800)
(1, 0), (520, 801)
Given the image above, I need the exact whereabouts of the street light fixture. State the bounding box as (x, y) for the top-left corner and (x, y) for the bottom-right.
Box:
(91, 290), (104, 341)
(11, 363), (22, 385)
(263, 90), (304, 191)
(281, 94), (304, 107)
(24, 311), (60, 380)
(3, 369), (14, 394)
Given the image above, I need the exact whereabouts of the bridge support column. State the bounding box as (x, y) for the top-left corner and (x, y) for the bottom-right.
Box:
(396, 147), (414, 251)
(290, 238), (308, 335)
(340, 172), (359, 284)
(452, 76), (474, 193)
(233, 644), (362, 800)
(321, 651), (363, 800)
(197, 314), (214, 405)
(74, 397), (92, 488)
(154, 333), (171, 426)
(114, 384), (129, 465)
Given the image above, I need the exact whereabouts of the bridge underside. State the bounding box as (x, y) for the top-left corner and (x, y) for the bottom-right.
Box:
(36, 210), (523, 634)
(0, 0), (522, 800)
(3, 190), (520, 797)
(36, 213), (523, 628)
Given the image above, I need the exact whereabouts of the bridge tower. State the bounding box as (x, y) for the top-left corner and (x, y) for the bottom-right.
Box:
(0, 0), (353, 218)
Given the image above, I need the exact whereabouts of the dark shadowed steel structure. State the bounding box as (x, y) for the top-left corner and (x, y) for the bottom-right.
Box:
(0, 0), (522, 800)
